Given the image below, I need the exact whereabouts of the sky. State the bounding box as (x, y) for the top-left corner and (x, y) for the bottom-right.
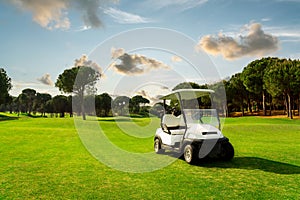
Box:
(1, 0), (300, 103)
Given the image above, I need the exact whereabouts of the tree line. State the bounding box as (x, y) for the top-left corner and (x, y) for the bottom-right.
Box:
(226, 57), (300, 119)
(0, 87), (151, 118)
(1, 57), (299, 119)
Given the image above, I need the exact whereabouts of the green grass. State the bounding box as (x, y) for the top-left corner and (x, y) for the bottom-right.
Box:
(0, 113), (299, 199)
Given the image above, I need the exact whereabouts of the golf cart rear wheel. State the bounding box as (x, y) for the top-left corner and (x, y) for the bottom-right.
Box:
(184, 144), (197, 164)
(154, 139), (164, 154)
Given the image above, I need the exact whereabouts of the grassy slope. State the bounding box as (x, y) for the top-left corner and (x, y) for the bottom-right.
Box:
(0, 114), (299, 199)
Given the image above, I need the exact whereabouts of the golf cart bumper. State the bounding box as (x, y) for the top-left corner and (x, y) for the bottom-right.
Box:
(182, 137), (232, 159)
(183, 136), (229, 146)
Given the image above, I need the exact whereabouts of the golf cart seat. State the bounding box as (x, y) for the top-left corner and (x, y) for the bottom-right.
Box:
(161, 114), (185, 134)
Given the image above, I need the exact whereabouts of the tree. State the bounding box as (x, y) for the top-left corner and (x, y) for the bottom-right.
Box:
(95, 93), (112, 117)
(0, 68), (12, 105)
(264, 59), (300, 119)
(112, 96), (130, 116)
(55, 66), (101, 120)
(172, 82), (202, 90)
(52, 95), (68, 117)
(45, 99), (54, 117)
(66, 95), (73, 117)
(34, 93), (52, 116)
(6, 96), (17, 114)
(84, 95), (96, 115)
(130, 95), (150, 114)
(20, 88), (36, 114)
(241, 58), (275, 116)
(172, 82), (198, 110)
(227, 73), (249, 116)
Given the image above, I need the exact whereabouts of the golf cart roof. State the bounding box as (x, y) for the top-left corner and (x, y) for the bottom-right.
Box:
(160, 89), (215, 101)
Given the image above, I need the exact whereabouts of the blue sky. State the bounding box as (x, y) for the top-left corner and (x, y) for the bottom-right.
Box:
(1, 0), (300, 101)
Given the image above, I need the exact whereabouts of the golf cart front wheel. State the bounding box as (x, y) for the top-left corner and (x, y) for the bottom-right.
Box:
(184, 145), (197, 164)
(154, 139), (164, 154)
(220, 142), (234, 161)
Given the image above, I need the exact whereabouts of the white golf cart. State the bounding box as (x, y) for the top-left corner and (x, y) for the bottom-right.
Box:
(154, 89), (234, 164)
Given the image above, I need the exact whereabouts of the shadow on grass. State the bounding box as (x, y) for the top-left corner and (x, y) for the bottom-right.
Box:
(0, 114), (19, 121)
(26, 114), (47, 118)
(98, 117), (131, 122)
(193, 157), (300, 175)
(98, 116), (150, 122)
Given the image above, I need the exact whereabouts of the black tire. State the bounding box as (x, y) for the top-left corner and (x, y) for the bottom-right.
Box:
(154, 138), (164, 154)
(183, 144), (197, 164)
(220, 142), (234, 161)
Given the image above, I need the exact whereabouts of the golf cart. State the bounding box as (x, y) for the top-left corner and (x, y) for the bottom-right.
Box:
(154, 89), (234, 164)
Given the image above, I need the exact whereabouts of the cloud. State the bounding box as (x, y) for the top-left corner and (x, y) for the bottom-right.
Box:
(72, 25), (92, 32)
(110, 52), (171, 76)
(9, 0), (70, 30)
(261, 18), (271, 22)
(197, 23), (279, 60)
(171, 55), (183, 63)
(145, 0), (208, 11)
(6, 0), (117, 30)
(103, 7), (152, 24)
(10, 80), (60, 97)
(37, 74), (54, 86)
(136, 90), (148, 98)
(136, 90), (160, 102)
(111, 47), (125, 59)
(264, 26), (300, 39)
(74, 55), (103, 74)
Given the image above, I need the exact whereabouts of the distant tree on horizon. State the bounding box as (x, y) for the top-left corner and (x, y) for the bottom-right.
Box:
(20, 88), (36, 115)
(112, 96), (131, 116)
(34, 93), (52, 117)
(52, 95), (68, 118)
(0, 68), (12, 105)
(130, 95), (150, 114)
(95, 93), (112, 117)
(226, 73), (249, 116)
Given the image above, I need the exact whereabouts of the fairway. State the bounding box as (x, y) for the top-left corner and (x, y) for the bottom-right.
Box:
(0, 114), (299, 199)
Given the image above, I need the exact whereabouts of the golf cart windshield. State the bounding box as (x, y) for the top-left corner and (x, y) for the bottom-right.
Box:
(183, 109), (220, 128)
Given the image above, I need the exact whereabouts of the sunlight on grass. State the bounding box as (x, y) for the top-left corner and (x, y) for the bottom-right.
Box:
(0, 113), (299, 199)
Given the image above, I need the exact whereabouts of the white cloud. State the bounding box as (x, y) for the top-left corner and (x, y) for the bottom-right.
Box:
(136, 90), (159, 102)
(72, 25), (92, 32)
(258, 25), (300, 43)
(171, 55), (183, 63)
(261, 18), (271, 22)
(37, 74), (53, 86)
(6, 0), (117, 30)
(104, 7), (152, 24)
(145, 0), (208, 11)
(197, 23), (279, 60)
(264, 26), (300, 38)
(111, 47), (125, 59)
(74, 55), (103, 74)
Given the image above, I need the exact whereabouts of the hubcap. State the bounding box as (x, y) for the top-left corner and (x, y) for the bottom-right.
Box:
(185, 148), (192, 162)
(154, 141), (159, 152)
